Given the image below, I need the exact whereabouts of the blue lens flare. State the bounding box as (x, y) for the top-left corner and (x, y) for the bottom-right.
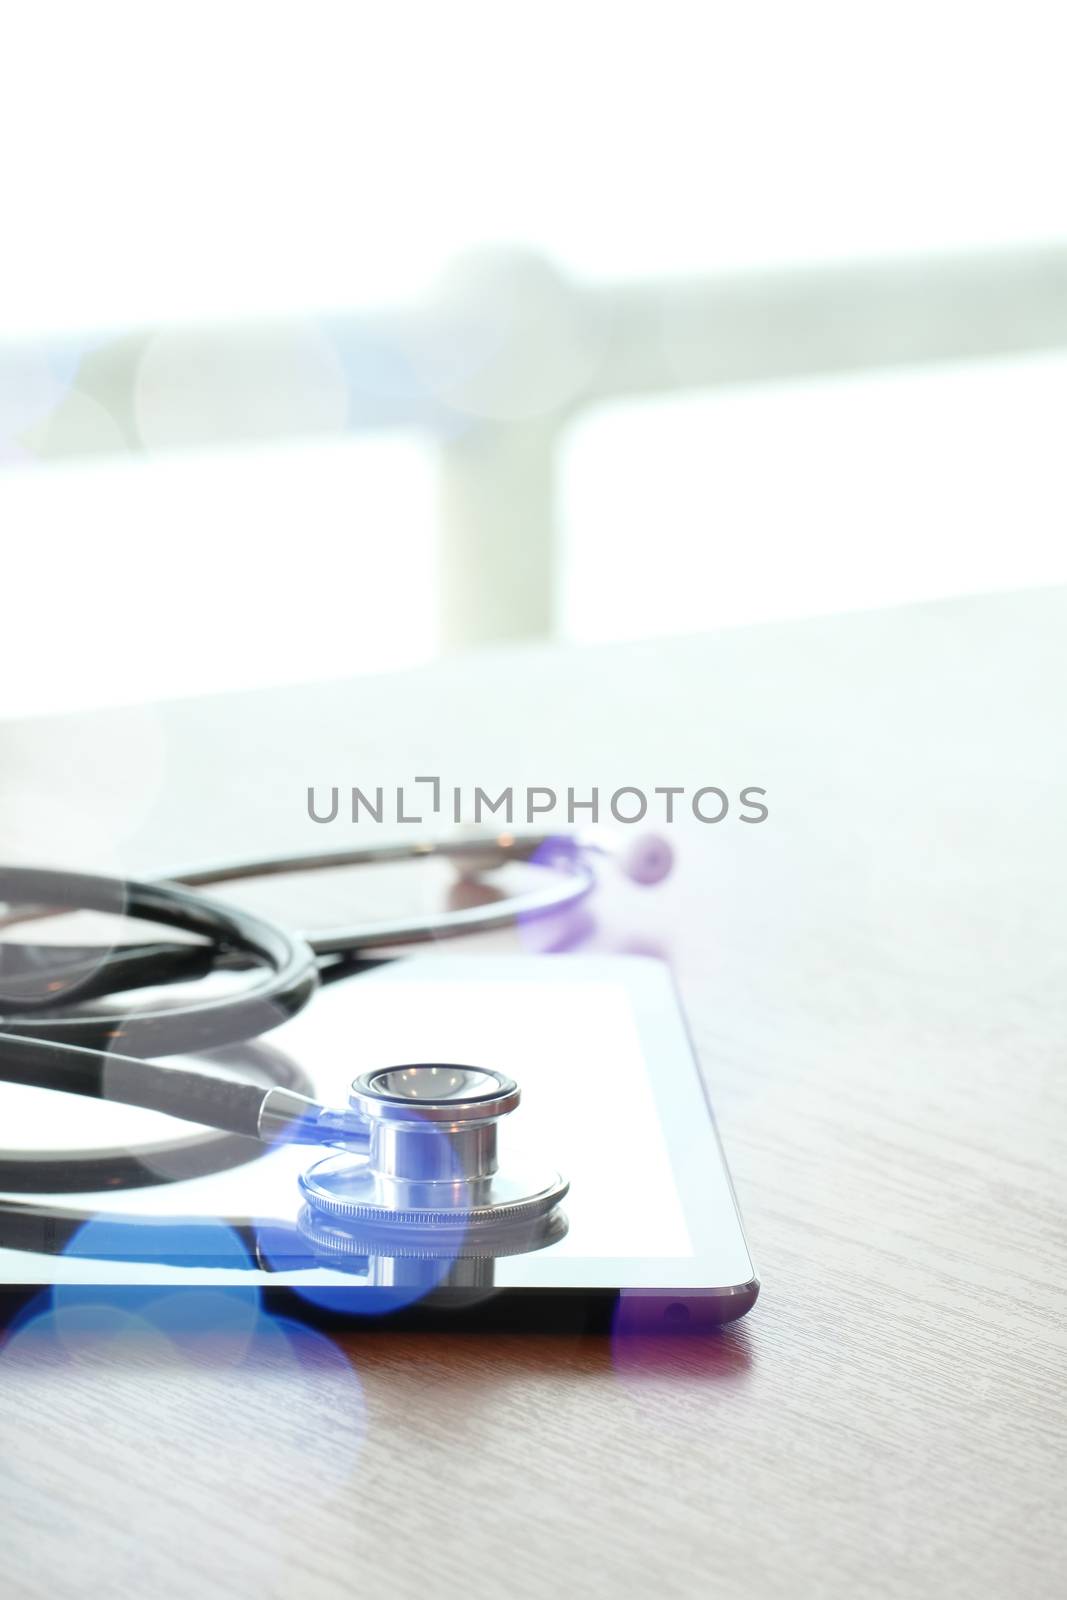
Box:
(255, 1206), (466, 1319)
(52, 1214), (264, 1354)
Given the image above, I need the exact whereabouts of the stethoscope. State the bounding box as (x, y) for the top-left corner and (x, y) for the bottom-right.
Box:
(0, 830), (671, 1256)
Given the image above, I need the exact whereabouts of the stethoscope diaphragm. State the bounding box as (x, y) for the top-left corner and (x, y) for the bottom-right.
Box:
(298, 1063), (568, 1234)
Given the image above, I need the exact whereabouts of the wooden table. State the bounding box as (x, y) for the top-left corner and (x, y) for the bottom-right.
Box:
(2, 586), (1066, 1599)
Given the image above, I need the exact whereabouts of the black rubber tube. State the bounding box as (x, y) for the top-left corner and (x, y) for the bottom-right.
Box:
(0, 866), (319, 1133)
(0, 1032), (268, 1135)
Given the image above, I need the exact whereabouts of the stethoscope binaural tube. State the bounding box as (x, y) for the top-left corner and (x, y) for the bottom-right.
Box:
(168, 828), (672, 953)
(171, 832), (599, 953)
(0, 830), (669, 992)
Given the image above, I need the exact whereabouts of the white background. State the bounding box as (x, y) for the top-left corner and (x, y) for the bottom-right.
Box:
(3, 1), (1067, 714)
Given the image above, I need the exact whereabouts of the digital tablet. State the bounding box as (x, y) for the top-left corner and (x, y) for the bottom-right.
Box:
(0, 956), (758, 1332)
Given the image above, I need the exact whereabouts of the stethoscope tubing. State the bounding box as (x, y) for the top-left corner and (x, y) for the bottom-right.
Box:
(0, 836), (600, 1193)
(0, 867), (319, 1147)
(0, 866), (318, 1047)
(171, 833), (597, 954)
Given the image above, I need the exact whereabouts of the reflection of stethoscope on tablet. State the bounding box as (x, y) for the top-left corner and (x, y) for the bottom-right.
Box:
(0, 831), (672, 1245)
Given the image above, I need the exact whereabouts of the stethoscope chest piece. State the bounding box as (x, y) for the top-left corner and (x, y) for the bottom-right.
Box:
(298, 1063), (568, 1236)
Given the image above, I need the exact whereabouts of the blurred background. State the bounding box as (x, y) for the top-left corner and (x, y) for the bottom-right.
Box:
(4, 0), (1067, 718)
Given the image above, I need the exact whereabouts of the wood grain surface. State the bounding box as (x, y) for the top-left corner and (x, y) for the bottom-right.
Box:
(2, 586), (1066, 1599)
